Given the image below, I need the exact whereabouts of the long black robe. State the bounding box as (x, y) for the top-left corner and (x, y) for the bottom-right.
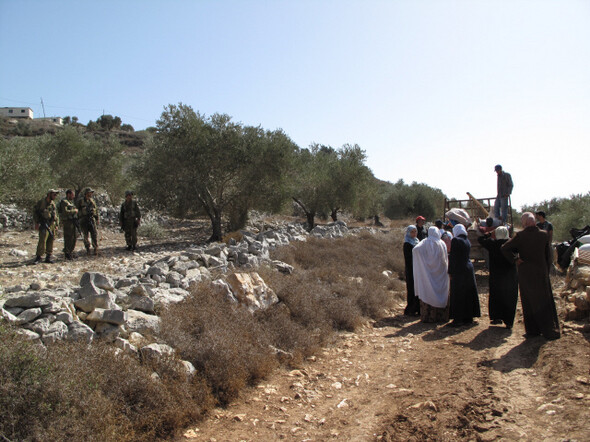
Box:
(448, 235), (481, 321)
(403, 241), (420, 315)
(478, 236), (518, 327)
(501, 226), (560, 338)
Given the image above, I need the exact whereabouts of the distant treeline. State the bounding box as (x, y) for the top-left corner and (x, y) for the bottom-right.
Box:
(522, 193), (590, 242)
(0, 104), (446, 239)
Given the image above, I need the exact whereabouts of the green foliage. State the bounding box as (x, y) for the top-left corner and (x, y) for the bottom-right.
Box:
(137, 220), (168, 239)
(383, 179), (446, 220)
(136, 103), (297, 240)
(41, 126), (127, 200)
(290, 143), (374, 226)
(521, 192), (590, 242)
(120, 123), (134, 132)
(0, 136), (53, 206)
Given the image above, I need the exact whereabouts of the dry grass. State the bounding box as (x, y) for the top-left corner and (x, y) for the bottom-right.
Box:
(0, 324), (212, 441)
(0, 223), (410, 439)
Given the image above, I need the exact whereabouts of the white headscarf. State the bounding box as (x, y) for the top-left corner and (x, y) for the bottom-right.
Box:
(412, 226), (449, 308)
(453, 224), (468, 238)
(495, 226), (509, 240)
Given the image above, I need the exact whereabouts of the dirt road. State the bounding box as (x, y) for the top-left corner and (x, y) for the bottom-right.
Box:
(181, 271), (590, 441)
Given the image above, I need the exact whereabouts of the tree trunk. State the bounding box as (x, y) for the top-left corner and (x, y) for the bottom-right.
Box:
(306, 212), (316, 231)
(209, 215), (223, 242)
(330, 208), (339, 222)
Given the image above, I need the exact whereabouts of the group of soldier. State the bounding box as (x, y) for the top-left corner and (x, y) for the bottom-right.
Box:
(32, 188), (141, 264)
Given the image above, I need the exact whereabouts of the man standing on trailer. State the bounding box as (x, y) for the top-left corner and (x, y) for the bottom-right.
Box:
(493, 165), (513, 224)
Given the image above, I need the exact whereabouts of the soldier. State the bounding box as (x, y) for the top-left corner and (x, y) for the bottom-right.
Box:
(33, 189), (59, 264)
(76, 187), (99, 256)
(119, 190), (141, 251)
(59, 189), (79, 260)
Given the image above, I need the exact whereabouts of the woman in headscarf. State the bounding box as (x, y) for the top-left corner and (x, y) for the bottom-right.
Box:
(477, 226), (518, 329)
(412, 226), (449, 322)
(403, 225), (420, 316)
(448, 224), (481, 326)
(501, 212), (560, 339)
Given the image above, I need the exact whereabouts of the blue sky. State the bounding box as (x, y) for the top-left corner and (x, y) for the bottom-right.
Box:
(1, 1), (589, 211)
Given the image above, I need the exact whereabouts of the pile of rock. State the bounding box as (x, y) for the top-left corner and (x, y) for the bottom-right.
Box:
(563, 258), (590, 321)
(0, 268), (277, 375)
(1, 220), (363, 360)
(0, 203), (33, 230)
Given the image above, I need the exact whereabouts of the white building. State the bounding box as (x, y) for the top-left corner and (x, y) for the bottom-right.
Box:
(0, 107), (33, 119)
(36, 117), (63, 125)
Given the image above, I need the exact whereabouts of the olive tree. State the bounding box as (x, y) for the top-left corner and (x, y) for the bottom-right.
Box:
(291, 143), (374, 229)
(136, 103), (297, 241)
(42, 126), (126, 200)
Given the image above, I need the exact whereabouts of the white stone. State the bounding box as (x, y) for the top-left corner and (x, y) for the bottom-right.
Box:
(14, 307), (43, 325)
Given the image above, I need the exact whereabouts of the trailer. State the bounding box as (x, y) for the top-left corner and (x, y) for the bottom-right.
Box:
(443, 194), (513, 261)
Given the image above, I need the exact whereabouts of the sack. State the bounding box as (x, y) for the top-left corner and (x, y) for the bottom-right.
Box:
(578, 235), (590, 245)
(445, 208), (472, 226)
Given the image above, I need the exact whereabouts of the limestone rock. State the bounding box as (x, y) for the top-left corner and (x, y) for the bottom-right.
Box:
(129, 294), (155, 314)
(80, 272), (114, 291)
(272, 260), (294, 274)
(126, 309), (160, 334)
(42, 321), (69, 344)
(16, 328), (41, 341)
(4, 293), (57, 309)
(115, 278), (136, 289)
(140, 343), (175, 363)
(74, 293), (117, 313)
(24, 317), (52, 335)
(94, 323), (122, 341)
(166, 271), (182, 288)
(113, 337), (138, 356)
(68, 320), (95, 343)
(15, 307), (43, 325)
(573, 293), (590, 311)
(86, 308), (127, 325)
(147, 262), (169, 276)
(226, 272), (278, 312)
(0, 308), (18, 324)
(212, 279), (237, 303)
(56, 311), (74, 325)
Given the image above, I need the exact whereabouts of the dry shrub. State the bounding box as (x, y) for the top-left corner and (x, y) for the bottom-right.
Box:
(0, 324), (211, 441)
(159, 284), (278, 405)
(222, 230), (244, 244)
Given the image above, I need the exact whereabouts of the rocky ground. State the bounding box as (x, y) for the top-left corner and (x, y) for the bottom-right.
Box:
(178, 276), (590, 441)
(1, 222), (589, 441)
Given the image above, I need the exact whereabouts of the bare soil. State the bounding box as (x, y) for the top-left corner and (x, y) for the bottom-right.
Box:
(1, 225), (589, 441)
(179, 271), (590, 442)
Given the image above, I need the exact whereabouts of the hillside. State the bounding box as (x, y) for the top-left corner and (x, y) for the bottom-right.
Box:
(0, 116), (150, 152)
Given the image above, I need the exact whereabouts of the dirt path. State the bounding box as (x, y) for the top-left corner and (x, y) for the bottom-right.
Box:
(181, 272), (590, 441)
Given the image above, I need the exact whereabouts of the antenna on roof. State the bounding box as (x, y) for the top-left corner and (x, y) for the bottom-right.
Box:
(40, 97), (46, 118)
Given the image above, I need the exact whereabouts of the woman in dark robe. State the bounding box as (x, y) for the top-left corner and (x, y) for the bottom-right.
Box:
(403, 225), (420, 316)
(448, 224), (481, 326)
(477, 226), (518, 329)
(501, 212), (560, 339)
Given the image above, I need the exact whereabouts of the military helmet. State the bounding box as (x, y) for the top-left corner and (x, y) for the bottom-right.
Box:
(85, 187), (95, 194)
(125, 190), (134, 197)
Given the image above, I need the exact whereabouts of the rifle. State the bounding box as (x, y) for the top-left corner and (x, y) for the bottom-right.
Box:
(86, 200), (97, 232)
(36, 205), (54, 239)
(73, 217), (83, 238)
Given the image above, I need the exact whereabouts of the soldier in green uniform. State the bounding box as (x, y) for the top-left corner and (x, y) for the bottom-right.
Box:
(119, 190), (141, 251)
(76, 187), (99, 256)
(33, 189), (59, 264)
(59, 189), (79, 260)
